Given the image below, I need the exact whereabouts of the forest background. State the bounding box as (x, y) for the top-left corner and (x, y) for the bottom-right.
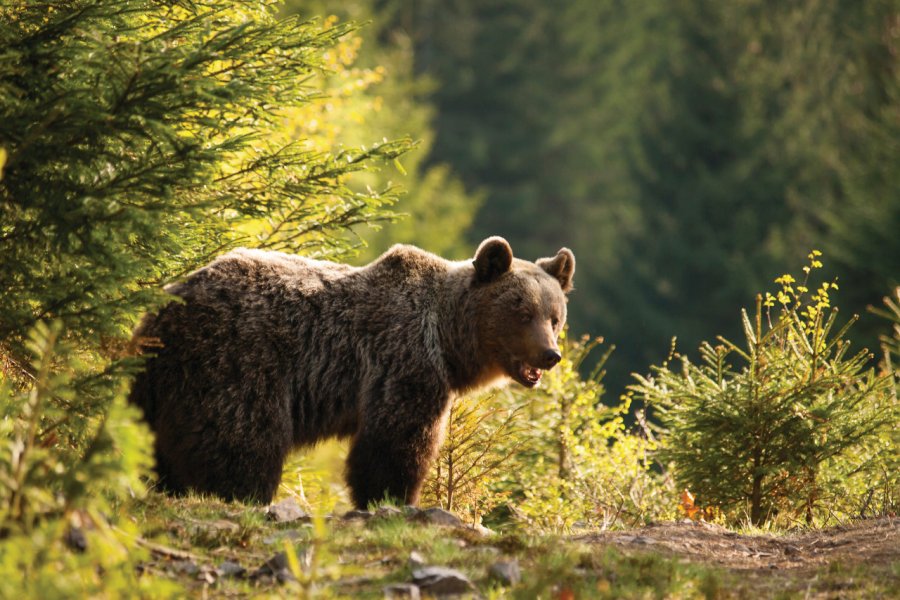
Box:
(294, 0), (899, 392)
(0, 0), (897, 595)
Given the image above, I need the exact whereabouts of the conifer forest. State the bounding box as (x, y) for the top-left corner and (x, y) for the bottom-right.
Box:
(1, 1), (898, 597)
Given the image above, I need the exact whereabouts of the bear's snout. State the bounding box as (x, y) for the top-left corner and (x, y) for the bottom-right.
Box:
(541, 348), (562, 369)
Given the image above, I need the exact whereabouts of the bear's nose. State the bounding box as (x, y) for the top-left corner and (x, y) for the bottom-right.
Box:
(542, 349), (562, 368)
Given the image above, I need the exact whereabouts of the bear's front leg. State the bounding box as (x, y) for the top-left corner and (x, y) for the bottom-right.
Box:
(345, 396), (450, 509)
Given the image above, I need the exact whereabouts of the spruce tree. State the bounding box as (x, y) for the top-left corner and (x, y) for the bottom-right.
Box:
(633, 260), (896, 525)
(0, 0), (408, 531)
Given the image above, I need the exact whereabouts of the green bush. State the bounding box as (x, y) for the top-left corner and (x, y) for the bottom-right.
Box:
(505, 333), (673, 531)
(633, 254), (897, 525)
(0, 322), (153, 531)
(422, 391), (525, 524)
(425, 333), (672, 532)
(866, 287), (900, 515)
(0, 0), (408, 593)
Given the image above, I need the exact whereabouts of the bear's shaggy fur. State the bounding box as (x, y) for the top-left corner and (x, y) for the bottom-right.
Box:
(129, 237), (575, 507)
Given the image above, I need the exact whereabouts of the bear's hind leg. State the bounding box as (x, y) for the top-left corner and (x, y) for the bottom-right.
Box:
(156, 426), (288, 504)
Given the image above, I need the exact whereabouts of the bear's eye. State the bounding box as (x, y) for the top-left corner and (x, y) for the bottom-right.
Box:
(551, 317), (560, 329)
(519, 310), (533, 324)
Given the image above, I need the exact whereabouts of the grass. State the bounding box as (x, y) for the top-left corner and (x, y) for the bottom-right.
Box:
(118, 493), (898, 598)
(127, 493), (729, 598)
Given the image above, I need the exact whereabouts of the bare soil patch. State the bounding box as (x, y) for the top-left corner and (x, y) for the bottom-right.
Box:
(578, 517), (898, 570)
(577, 517), (899, 597)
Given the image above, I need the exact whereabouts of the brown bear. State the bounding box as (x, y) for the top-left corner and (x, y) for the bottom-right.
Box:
(129, 236), (574, 507)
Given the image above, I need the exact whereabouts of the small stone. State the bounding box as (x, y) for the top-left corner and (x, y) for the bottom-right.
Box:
(170, 560), (199, 576)
(631, 536), (656, 545)
(408, 550), (426, 569)
(384, 583), (421, 599)
(253, 551), (298, 584)
(375, 506), (404, 519)
(208, 519), (241, 533)
(274, 568), (298, 584)
(266, 498), (310, 523)
(262, 552), (290, 572)
(419, 507), (464, 527)
(467, 523), (494, 537)
(343, 509), (374, 521)
(488, 559), (521, 586)
(217, 560), (247, 578)
(412, 566), (475, 596)
(64, 526), (87, 553)
(184, 517), (241, 536)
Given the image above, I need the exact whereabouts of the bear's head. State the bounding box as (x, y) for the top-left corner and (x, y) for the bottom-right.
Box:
(471, 236), (575, 388)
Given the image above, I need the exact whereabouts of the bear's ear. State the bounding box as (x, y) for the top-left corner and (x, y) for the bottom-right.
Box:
(537, 248), (575, 293)
(473, 236), (513, 283)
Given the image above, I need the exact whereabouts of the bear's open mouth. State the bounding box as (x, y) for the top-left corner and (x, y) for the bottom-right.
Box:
(516, 362), (543, 387)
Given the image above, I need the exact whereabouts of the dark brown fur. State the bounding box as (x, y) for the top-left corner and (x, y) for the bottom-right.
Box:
(129, 237), (574, 507)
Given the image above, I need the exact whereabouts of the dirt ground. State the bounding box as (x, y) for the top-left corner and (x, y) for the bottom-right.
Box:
(577, 517), (899, 597)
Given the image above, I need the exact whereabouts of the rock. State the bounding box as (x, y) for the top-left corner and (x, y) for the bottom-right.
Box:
(274, 568), (298, 584)
(375, 506), (404, 519)
(170, 560), (199, 576)
(266, 498), (310, 523)
(408, 550), (427, 569)
(64, 526), (87, 553)
(467, 523), (494, 537)
(630, 536), (656, 545)
(252, 551), (297, 584)
(384, 583), (421, 599)
(412, 566), (475, 596)
(343, 509), (374, 522)
(217, 560), (247, 578)
(185, 517), (241, 536)
(418, 507), (464, 527)
(488, 559), (521, 586)
(402, 505), (421, 517)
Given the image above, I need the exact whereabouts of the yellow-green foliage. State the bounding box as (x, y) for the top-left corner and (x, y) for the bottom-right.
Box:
(419, 333), (672, 532)
(0, 322), (153, 530)
(422, 392), (525, 523)
(0, 322), (163, 597)
(505, 334), (673, 532)
(867, 287), (900, 515)
(633, 254), (897, 526)
(0, 518), (183, 599)
(0, 1), (413, 595)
